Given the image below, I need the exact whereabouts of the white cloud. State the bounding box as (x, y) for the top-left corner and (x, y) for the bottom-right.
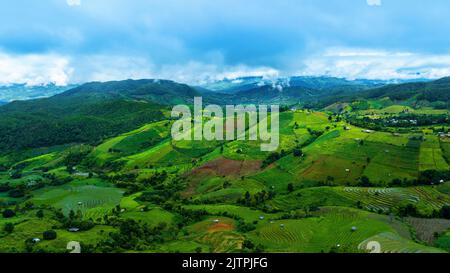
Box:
(67, 0), (81, 7)
(2, 48), (450, 87)
(367, 0), (382, 6)
(297, 47), (450, 80)
(69, 55), (280, 85)
(0, 52), (73, 86)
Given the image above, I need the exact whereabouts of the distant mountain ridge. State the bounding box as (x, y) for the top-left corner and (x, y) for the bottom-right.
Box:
(359, 77), (450, 102)
(58, 79), (200, 105)
(314, 77), (450, 109)
(0, 79), (201, 153)
(0, 76), (446, 153)
(0, 83), (78, 102)
(199, 76), (422, 94)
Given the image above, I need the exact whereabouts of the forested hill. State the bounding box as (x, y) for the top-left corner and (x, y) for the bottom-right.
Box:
(310, 77), (449, 109)
(1, 76), (447, 154)
(56, 79), (200, 105)
(359, 77), (450, 102)
(0, 79), (203, 153)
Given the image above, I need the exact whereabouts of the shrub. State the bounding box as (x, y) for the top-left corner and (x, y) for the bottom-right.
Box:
(3, 223), (14, 233)
(441, 205), (450, 220)
(293, 148), (303, 157)
(2, 209), (16, 218)
(287, 183), (295, 193)
(43, 230), (57, 240)
(36, 210), (44, 219)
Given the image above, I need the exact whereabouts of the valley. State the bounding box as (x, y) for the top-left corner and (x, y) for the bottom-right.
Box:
(0, 77), (449, 253)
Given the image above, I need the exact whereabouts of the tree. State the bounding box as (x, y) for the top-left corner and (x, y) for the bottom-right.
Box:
(3, 223), (14, 233)
(293, 148), (303, 157)
(8, 188), (25, 198)
(244, 191), (251, 201)
(43, 230), (57, 240)
(36, 210), (44, 219)
(398, 204), (418, 217)
(242, 239), (255, 250)
(441, 205), (450, 219)
(10, 171), (22, 179)
(390, 178), (402, 187)
(359, 176), (373, 187)
(2, 209), (16, 218)
(287, 183), (295, 193)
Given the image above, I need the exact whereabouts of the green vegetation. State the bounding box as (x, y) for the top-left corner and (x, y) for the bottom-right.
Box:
(0, 78), (449, 253)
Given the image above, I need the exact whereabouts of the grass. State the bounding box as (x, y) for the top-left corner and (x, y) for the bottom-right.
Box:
(31, 179), (124, 215)
(121, 207), (176, 227)
(37, 225), (116, 253)
(184, 217), (244, 253)
(183, 204), (283, 223)
(359, 232), (446, 253)
(419, 136), (449, 171)
(247, 207), (402, 253)
(1, 108), (449, 253)
(435, 231), (450, 252)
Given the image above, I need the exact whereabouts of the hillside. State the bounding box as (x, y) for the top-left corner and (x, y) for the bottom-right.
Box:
(201, 76), (386, 105)
(58, 79), (200, 105)
(360, 77), (450, 102)
(0, 107), (448, 253)
(317, 77), (450, 110)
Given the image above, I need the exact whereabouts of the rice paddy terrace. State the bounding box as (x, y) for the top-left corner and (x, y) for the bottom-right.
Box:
(0, 107), (449, 253)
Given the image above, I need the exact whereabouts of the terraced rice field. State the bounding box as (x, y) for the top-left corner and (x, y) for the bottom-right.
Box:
(359, 232), (445, 253)
(419, 136), (449, 171)
(182, 204), (282, 223)
(31, 180), (124, 215)
(122, 208), (176, 227)
(339, 187), (419, 212)
(338, 187), (449, 213)
(248, 207), (399, 252)
(185, 217), (244, 252)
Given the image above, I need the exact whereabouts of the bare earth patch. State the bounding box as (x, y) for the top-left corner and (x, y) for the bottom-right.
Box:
(182, 157), (262, 197)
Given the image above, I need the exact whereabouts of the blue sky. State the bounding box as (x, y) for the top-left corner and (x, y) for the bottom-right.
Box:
(0, 0), (450, 85)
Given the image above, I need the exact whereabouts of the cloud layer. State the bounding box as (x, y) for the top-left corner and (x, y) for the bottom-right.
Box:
(67, 0), (81, 7)
(0, 0), (449, 85)
(367, 0), (382, 6)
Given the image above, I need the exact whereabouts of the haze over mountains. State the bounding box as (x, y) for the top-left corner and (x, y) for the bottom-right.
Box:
(0, 84), (77, 103)
(0, 76), (429, 104)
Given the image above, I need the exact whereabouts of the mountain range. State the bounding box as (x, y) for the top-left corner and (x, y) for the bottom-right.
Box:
(0, 76), (448, 154)
(0, 84), (78, 103)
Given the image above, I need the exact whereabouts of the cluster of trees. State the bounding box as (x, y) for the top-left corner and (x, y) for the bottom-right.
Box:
(352, 171), (450, 188)
(238, 190), (276, 207)
(97, 219), (175, 251)
(262, 147), (303, 169)
(43, 173), (73, 186)
(141, 171), (168, 187)
(261, 151), (287, 168)
(348, 112), (449, 133)
(138, 178), (184, 205)
(241, 239), (265, 253)
(2, 209), (16, 218)
(54, 209), (95, 231)
(393, 203), (450, 219)
(0, 99), (165, 153)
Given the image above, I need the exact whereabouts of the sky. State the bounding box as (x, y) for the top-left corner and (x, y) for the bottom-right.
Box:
(0, 0), (450, 86)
